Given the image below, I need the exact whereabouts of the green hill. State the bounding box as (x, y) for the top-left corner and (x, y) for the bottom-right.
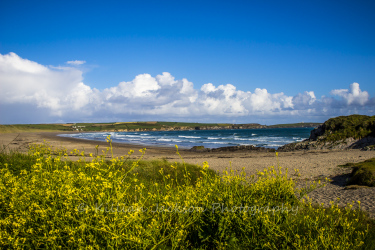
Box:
(310, 115), (375, 141)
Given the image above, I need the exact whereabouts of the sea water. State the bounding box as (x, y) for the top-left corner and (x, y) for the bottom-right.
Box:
(59, 127), (314, 150)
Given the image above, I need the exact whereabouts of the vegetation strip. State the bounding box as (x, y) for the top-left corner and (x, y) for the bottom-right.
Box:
(0, 138), (374, 249)
(0, 121), (321, 133)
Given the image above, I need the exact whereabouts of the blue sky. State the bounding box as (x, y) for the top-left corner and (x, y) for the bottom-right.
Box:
(1, 0), (374, 124)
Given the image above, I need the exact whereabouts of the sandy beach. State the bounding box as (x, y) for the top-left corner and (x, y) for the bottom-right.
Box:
(1, 131), (375, 217)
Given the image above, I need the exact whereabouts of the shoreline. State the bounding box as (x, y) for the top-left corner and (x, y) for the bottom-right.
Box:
(55, 128), (309, 151)
(1, 131), (374, 178)
(1, 131), (375, 217)
(55, 131), (192, 151)
(56, 133), (279, 152)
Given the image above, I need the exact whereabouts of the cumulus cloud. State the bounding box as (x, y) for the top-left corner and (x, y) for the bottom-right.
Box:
(292, 91), (316, 108)
(0, 52), (95, 118)
(0, 52), (374, 124)
(67, 60), (86, 65)
(330, 82), (369, 105)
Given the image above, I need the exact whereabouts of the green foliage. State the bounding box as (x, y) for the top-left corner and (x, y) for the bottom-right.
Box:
(122, 158), (217, 187)
(0, 124), (72, 133)
(74, 121), (228, 131)
(191, 146), (206, 151)
(0, 142), (374, 249)
(320, 115), (375, 141)
(345, 158), (375, 187)
(1, 120), (323, 133)
(0, 122), (231, 133)
(157, 122), (220, 127)
(0, 151), (37, 175)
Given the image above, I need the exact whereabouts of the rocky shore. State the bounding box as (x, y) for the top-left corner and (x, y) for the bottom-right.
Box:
(278, 136), (375, 151)
(190, 145), (276, 153)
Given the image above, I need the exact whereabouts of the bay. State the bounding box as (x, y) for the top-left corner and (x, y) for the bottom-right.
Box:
(59, 127), (314, 150)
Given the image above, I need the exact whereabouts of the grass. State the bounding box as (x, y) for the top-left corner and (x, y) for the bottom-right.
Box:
(318, 115), (375, 142)
(0, 138), (374, 249)
(0, 121), (294, 133)
(0, 122), (236, 133)
(0, 124), (72, 133)
(340, 158), (375, 187)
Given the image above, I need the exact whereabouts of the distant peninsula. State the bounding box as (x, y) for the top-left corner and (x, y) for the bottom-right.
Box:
(0, 121), (322, 133)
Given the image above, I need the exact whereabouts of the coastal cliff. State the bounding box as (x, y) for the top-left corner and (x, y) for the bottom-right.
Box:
(278, 115), (375, 151)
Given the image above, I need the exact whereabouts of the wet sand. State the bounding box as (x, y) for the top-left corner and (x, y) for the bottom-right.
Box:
(1, 131), (375, 217)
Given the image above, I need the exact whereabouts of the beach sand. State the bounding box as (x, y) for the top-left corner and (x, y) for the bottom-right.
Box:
(1, 131), (375, 217)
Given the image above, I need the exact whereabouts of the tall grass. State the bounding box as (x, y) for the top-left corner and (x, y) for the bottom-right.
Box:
(0, 138), (374, 249)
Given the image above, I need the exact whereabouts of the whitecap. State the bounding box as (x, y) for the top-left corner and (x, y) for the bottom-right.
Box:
(178, 135), (201, 139)
(157, 139), (172, 141)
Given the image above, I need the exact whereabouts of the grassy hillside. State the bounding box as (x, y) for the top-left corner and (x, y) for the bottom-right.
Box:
(0, 124), (73, 133)
(315, 115), (375, 141)
(0, 122), (261, 133)
(0, 121), (322, 134)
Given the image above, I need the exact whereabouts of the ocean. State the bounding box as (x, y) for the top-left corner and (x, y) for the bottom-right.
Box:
(59, 127), (314, 150)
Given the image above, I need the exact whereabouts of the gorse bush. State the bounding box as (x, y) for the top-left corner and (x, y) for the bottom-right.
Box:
(0, 137), (373, 249)
(320, 115), (375, 141)
(344, 158), (375, 187)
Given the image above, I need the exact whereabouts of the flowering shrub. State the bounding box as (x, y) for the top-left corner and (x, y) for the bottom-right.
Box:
(0, 139), (373, 249)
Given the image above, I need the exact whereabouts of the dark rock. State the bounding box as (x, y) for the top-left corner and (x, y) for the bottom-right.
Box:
(350, 136), (375, 149)
(190, 146), (209, 152)
(309, 125), (325, 140)
(190, 145), (276, 153)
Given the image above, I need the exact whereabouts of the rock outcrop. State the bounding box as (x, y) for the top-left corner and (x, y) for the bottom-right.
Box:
(278, 115), (375, 151)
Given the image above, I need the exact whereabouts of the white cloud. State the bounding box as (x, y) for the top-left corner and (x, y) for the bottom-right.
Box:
(330, 82), (369, 105)
(156, 72), (177, 86)
(0, 52), (95, 118)
(293, 91), (316, 108)
(67, 60), (86, 65)
(201, 83), (216, 93)
(0, 52), (47, 74)
(0, 52), (373, 124)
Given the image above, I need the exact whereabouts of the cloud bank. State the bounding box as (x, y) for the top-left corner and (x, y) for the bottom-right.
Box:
(0, 52), (374, 124)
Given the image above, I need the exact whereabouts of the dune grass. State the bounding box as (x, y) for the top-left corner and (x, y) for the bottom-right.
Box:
(0, 138), (374, 249)
(340, 158), (375, 187)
